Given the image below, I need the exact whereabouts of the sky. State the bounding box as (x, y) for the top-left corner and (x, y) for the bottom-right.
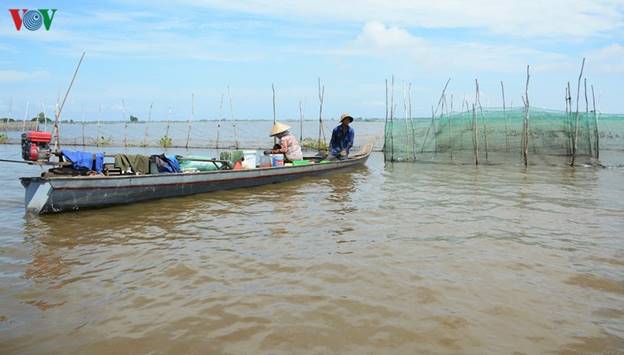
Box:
(0, 0), (623, 121)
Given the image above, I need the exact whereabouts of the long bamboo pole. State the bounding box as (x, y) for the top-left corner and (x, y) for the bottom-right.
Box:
(472, 104), (478, 165)
(583, 78), (592, 157)
(390, 75), (394, 161)
(475, 79), (489, 161)
(384, 78), (388, 161)
(186, 93), (194, 149)
(317, 78), (325, 152)
(591, 85), (599, 160)
(571, 58), (585, 166)
(567, 82), (573, 155)
(143, 102), (152, 147)
(216, 93), (223, 150)
(420, 78), (451, 153)
(53, 52), (85, 152)
(299, 100), (303, 142)
(501, 81), (509, 152)
(272, 84), (277, 146)
(523, 65), (530, 167)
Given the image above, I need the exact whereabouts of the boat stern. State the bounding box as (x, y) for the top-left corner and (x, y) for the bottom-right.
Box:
(20, 177), (52, 215)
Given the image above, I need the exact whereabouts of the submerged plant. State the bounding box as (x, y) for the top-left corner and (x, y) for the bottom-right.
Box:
(0, 133), (7, 144)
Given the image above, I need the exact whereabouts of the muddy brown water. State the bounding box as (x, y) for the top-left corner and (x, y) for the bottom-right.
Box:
(1, 144), (623, 354)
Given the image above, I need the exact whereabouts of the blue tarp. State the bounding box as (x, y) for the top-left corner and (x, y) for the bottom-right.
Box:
(61, 149), (104, 173)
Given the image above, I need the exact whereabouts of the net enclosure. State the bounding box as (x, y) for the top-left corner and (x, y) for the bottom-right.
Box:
(384, 107), (623, 165)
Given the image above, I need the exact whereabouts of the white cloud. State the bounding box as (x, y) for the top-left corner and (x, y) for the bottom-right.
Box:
(0, 70), (49, 82)
(177, 0), (624, 38)
(586, 44), (624, 73)
(338, 21), (571, 73)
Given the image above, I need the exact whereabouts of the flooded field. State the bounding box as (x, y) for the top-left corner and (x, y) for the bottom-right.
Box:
(0, 143), (623, 354)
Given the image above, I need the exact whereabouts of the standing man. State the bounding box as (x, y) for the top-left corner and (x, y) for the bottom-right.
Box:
(328, 113), (355, 160)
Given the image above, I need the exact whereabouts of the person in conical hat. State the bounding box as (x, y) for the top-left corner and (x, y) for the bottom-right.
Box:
(328, 113), (355, 160)
(269, 121), (303, 162)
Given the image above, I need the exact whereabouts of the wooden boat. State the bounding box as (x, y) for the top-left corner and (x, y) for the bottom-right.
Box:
(20, 144), (373, 214)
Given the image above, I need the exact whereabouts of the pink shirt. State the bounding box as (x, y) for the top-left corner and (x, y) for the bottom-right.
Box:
(277, 133), (303, 161)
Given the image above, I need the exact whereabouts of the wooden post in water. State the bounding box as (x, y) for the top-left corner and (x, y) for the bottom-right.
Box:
(228, 86), (238, 149)
(299, 100), (304, 142)
(583, 79), (592, 157)
(571, 58), (585, 167)
(475, 79), (489, 161)
(408, 82), (416, 161)
(165, 107), (171, 148)
(216, 93), (223, 150)
(383, 78), (388, 161)
(501, 81), (509, 153)
(97, 104), (102, 148)
(273, 83), (277, 146)
(143, 102), (152, 147)
(591, 85), (599, 160)
(317, 78), (325, 152)
(122, 99), (128, 149)
(186, 93), (194, 150)
(523, 65), (530, 167)
(472, 104), (478, 165)
(22, 101), (29, 132)
(390, 75), (395, 161)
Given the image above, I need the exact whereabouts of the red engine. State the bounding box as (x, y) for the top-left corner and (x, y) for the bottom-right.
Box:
(21, 131), (52, 161)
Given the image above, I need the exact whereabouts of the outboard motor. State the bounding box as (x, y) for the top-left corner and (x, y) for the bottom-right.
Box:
(21, 131), (52, 161)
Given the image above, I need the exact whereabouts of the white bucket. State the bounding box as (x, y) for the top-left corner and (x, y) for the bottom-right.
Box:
(242, 150), (257, 169)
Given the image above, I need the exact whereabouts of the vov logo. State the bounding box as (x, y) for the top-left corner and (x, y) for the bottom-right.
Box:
(9, 9), (57, 31)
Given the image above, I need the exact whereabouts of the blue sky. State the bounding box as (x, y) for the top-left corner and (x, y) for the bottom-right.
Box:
(0, 0), (623, 121)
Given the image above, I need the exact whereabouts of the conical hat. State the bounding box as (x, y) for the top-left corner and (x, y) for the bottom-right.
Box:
(270, 122), (290, 136)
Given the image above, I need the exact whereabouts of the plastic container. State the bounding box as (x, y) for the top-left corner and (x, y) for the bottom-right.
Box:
(242, 150), (257, 169)
(292, 160), (310, 166)
(270, 154), (284, 167)
(258, 155), (272, 168)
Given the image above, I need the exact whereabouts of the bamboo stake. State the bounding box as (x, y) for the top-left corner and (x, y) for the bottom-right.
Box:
(165, 107), (171, 147)
(317, 78), (325, 152)
(299, 100), (304, 142)
(228, 86), (238, 149)
(449, 94), (453, 160)
(53, 52), (85, 152)
(472, 104), (478, 165)
(97, 104), (102, 147)
(501, 81), (509, 153)
(408, 82), (416, 160)
(122, 99), (128, 148)
(390, 75), (394, 161)
(567, 82), (573, 155)
(583, 78), (592, 157)
(143, 102), (152, 147)
(591, 85), (599, 160)
(475, 79), (489, 161)
(4, 98), (12, 135)
(420, 78), (451, 153)
(384, 79), (388, 160)
(41, 102), (47, 131)
(523, 65), (530, 167)
(571, 58), (585, 166)
(22, 101), (29, 132)
(186, 93), (194, 149)
(273, 83), (277, 146)
(216, 93), (223, 150)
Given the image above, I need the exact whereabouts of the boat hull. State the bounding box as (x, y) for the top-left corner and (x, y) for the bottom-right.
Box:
(20, 147), (371, 214)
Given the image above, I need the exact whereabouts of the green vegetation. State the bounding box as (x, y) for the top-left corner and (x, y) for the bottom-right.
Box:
(301, 137), (328, 151)
(159, 135), (172, 148)
(0, 133), (7, 144)
(130, 115), (139, 122)
(0, 118), (15, 122)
